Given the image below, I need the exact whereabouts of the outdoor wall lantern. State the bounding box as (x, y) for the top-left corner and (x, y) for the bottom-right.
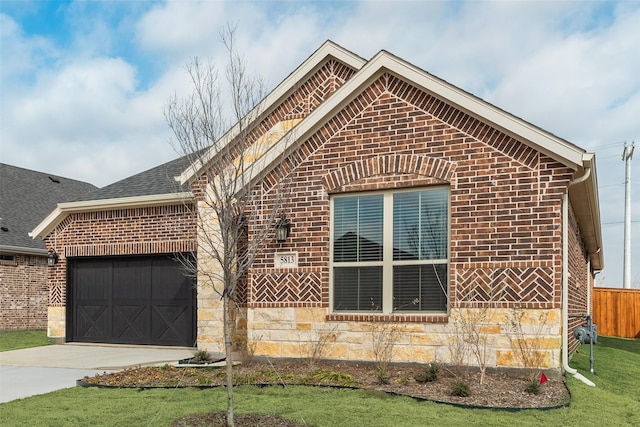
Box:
(47, 249), (59, 267)
(275, 214), (291, 242)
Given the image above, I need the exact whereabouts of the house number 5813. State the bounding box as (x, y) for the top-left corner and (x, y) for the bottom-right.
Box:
(275, 252), (298, 268)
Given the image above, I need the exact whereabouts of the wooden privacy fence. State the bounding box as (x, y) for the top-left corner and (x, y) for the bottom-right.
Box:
(593, 288), (640, 338)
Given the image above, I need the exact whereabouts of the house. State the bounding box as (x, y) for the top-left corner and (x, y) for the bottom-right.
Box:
(30, 42), (602, 373)
(0, 164), (96, 330)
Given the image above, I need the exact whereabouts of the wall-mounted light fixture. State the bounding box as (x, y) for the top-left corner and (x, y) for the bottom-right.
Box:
(275, 214), (291, 242)
(47, 249), (59, 267)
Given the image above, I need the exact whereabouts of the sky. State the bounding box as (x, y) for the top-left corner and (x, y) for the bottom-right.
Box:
(0, 0), (638, 288)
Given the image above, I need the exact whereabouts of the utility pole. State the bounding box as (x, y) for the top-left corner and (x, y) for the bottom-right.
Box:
(622, 142), (635, 289)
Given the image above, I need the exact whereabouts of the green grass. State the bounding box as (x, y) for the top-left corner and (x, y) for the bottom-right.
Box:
(0, 330), (52, 352)
(0, 336), (638, 426)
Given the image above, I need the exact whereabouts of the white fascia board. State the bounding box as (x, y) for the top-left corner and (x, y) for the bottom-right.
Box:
(29, 192), (194, 239)
(176, 41), (367, 185)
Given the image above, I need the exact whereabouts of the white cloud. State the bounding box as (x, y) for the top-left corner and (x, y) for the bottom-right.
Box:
(136, 0), (227, 58)
(0, 14), (59, 88)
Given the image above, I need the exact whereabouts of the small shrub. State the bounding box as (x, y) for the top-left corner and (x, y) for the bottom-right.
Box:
(302, 325), (339, 369)
(525, 381), (541, 395)
(451, 381), (471, 397)
(414, 363), (441, 383)
(241, 334), (263, 364)
(397, 376), (409, 385)
(373, 369), (390, 385)
(370, 320), (398, 374)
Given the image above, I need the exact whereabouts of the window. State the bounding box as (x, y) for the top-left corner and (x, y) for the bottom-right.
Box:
(331, 188), (449, 313)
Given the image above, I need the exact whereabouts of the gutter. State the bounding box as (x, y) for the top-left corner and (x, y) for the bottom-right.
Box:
(563, 167), (595, 387)
(0, 245), (48, 256)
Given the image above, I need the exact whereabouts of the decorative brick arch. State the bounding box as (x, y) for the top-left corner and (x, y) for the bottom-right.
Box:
(322, 154), (455, 193)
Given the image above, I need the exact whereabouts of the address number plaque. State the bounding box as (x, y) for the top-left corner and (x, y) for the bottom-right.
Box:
(274, 252), (298, 268)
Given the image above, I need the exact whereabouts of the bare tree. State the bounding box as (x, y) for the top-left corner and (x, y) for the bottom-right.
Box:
(165, 25), (290, 427)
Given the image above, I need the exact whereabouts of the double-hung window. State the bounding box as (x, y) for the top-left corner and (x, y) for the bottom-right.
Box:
(331, 187), (449, 313)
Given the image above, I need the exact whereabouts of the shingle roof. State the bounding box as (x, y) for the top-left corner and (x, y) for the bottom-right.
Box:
(0, 164), (97, 253)
(88, 154), (192, 201)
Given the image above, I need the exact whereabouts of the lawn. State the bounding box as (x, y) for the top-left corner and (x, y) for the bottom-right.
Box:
(0, 336), (638, 426)
(0, 330), (52, 352)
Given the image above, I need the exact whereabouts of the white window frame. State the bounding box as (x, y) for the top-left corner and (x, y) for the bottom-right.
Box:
(329, 186), (450, 315)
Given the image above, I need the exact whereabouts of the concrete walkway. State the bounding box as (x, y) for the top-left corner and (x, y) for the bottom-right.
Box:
(0, 343), (196, 403)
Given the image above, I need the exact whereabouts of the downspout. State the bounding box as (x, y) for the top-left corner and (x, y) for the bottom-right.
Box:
(563, 167), (595, 386)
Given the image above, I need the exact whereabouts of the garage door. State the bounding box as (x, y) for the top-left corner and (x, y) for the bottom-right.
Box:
(67, 255), (196, 347)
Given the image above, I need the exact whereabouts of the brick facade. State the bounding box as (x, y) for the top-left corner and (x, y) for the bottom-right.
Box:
(567, 204), (591, 355)
(43, 204), (196, 338)
(227, 72), (590, 370)
(0, 255), (48, 330)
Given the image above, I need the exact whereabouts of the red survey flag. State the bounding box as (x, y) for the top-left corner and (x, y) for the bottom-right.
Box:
(540, 373), (548, 384)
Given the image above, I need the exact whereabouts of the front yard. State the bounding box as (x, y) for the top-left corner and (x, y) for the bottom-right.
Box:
(0, 336), (638, 426)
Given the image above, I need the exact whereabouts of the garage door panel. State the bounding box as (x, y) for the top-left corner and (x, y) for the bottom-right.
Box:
(113, 259), (151, 299)
(112, 305), (149, 342)
(75, 305), (110, 340)
(152, 305), (190, 343)
(69, 255), (195, 346)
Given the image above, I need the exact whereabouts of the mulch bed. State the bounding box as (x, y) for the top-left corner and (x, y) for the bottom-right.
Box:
(80, 359), (570, 412)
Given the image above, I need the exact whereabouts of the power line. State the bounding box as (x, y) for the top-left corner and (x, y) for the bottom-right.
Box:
(585, 141), (627, 151)
(602, 221), (640, 225)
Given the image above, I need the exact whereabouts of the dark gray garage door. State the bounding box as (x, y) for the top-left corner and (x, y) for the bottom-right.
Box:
(67, 255), (196, 347)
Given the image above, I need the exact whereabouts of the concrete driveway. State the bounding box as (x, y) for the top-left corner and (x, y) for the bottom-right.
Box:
(0, 343), (197, 403)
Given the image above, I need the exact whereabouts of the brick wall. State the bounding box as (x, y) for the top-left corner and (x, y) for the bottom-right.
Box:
(567, 204), (591, 354)
(0, 255), (48, 330)
(253, 74), (573, 313)
(43, 204), (196, 338)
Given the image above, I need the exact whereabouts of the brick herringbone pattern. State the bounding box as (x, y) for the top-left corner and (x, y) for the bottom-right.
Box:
(456, 267), (554, 306)
(252, 271), (322, 303)
(49, 284), (64, 306)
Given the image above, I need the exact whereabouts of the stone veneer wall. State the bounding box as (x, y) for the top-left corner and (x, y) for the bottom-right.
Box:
(0, 255), (48, 330)
(245, 307), (561, 369)
(226, 73), (592, 371)
(43, 204), (196, 339)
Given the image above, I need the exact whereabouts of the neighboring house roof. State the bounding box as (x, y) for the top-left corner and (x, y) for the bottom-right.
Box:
(29, 155), (196, 240)
(0, 163), (97, 255)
